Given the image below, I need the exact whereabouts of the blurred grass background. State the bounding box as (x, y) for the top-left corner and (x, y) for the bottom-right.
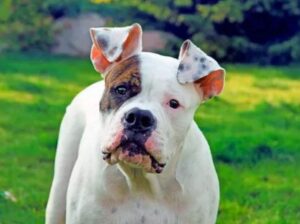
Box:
(0, 0), (300, 223)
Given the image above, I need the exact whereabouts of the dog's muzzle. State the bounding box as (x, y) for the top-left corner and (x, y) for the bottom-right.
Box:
(102, 108), (166, 173)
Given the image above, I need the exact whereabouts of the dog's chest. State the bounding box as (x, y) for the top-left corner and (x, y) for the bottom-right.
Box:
(70, 196), (182, 224)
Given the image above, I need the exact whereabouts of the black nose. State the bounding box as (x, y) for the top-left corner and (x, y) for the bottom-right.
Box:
(123, 108), (156, 132)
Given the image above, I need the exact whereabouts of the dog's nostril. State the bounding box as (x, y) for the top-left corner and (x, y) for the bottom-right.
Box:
(123, 108), (156, 131)
(126, 113), (135, 124)
(141, 116), (152, 128)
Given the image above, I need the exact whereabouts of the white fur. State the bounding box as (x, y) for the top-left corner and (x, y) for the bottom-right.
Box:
(177, 40), (225, 84)
(46, 52), (219, 224)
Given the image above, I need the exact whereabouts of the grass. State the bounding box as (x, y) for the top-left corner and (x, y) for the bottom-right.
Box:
(0, 53), (299, 223)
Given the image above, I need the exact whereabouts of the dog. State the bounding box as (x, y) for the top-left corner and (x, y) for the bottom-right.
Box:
(46, 23), (225, 224)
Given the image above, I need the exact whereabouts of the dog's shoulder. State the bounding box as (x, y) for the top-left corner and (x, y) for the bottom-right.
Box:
(61, 81), (104, 128)
(67, 80), (104, 112)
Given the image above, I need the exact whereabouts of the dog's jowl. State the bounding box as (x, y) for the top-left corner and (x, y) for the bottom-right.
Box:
(46, 23), (225, 224)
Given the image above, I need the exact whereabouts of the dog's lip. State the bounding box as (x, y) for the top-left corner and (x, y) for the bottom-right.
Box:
(149, 154), (166, 173)
(102, 141), (166, 173)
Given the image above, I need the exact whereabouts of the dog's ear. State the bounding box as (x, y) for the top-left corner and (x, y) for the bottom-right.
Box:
(177, 40), (225, 101)
(90, 23), (142, 75)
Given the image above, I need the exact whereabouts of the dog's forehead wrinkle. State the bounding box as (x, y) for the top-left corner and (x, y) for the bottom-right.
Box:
(138, 52), (180, 90)
(139, 52), (179, 78)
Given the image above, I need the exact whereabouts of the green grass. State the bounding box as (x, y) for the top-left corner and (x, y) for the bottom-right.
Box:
(0, 54), (299, 223)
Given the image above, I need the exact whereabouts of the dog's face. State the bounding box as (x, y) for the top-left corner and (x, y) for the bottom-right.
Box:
(99, 54), (200, 173)
(90, 24), (225, 173)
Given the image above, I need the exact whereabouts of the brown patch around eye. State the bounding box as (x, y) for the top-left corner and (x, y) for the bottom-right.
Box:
(100, 55), (141, 111)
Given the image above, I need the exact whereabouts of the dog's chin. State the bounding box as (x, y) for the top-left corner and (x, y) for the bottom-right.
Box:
(102, 137), (166, 174)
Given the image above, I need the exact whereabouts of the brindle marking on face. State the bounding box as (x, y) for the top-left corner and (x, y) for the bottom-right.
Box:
(100, 55), (141, 111)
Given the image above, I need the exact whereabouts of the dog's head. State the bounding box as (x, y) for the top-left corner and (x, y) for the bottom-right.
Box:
(90, 24), (225, 174)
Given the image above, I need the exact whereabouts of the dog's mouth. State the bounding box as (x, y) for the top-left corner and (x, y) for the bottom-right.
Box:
(102, 133), (166, 173)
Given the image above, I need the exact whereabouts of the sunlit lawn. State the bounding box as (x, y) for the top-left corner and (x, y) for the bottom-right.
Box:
(0, 54), (299, 223)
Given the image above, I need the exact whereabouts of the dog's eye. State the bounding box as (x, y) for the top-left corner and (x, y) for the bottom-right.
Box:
(169, 99), (180, 109)
(115, 85), (127, 95)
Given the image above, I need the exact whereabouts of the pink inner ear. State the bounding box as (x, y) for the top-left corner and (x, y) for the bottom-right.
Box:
(121, 24), (142, 61)
(194, 69), (225, 100)
(89, 24), (143, 75)
(179, 40), (190, 60)
(90, 44), (111, 73)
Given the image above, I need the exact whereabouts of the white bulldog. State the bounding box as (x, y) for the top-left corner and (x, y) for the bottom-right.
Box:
(46, 23), (225, 224)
